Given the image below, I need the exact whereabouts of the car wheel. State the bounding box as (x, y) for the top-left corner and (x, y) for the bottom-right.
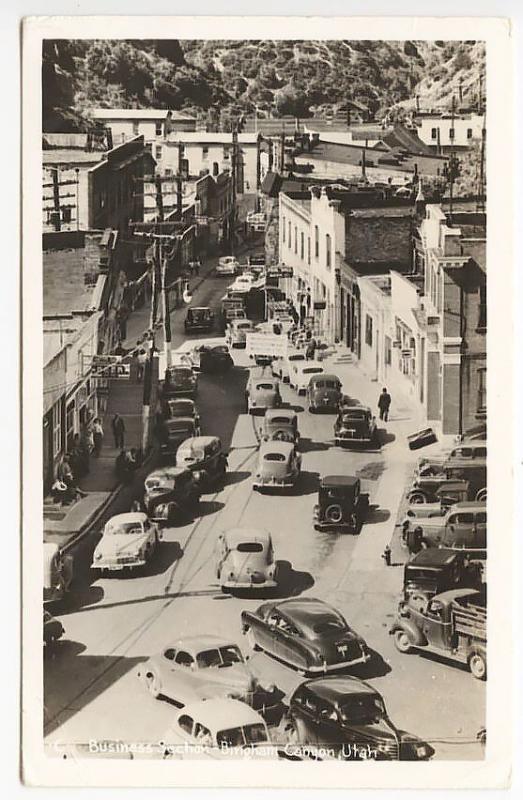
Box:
(408, 492), (427, 504)
(394, 629), (413, 654)
(469, 651), (487, 680)
(325, 504), (343, 524)
(246, 628), (260, 651)
(476, 488), (487, 502)
(144, 671), (161, 698)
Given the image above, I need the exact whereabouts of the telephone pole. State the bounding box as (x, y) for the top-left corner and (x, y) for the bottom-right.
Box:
(230, 125), (238, 255)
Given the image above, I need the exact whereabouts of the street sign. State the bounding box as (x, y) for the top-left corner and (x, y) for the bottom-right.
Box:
(266, 266), (293, 279)
(90, 355), (130, 379)
(313, 300), (326, 310)
(245, 333), (288, 359)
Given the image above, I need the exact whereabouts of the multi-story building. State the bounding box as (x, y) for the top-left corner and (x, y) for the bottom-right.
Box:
(414, 111), (485, 152)
(90, 108), (197, 146)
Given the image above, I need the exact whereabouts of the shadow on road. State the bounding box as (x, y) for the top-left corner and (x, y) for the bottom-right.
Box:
(224, 470), (251, 487)
(379, 429), (396, 446)
(141, 541), (184, 576)
(197, 499), (226, 517)
(227, 565), (315, 601)
(347, 648), (392, 680)
(298, 438), (331, 454)
(294, 470), (320, 496)
(366, 506), (391, 525)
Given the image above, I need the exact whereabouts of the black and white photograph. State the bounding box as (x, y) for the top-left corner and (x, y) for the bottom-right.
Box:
(20, 13), (514, 789)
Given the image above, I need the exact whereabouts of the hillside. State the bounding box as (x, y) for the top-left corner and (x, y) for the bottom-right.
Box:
(42, 39), (485, 132)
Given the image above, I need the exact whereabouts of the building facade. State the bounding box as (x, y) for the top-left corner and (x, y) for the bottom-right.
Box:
(90, 108), (197, 146)
(415, 112), (485, 151)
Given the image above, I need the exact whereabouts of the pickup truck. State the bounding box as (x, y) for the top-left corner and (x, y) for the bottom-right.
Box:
(390, 587), (487, 679)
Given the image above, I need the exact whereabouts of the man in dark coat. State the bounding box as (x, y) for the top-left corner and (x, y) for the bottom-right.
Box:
(112, 413), (126, 449)
(378, 388), (392, 422)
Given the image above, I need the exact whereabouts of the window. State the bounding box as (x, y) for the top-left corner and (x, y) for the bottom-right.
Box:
(282, 216), (286, 243)
(288, 221), (291, 249)
(476, 512), (487, 524)
(431, 127), (438, 140)
(212, 162), (219, 176)
(155, 145), (162, 161)
(294, 226), (298, 254)
(155, 121), (162, 137)
(314, 225), (319, 258)
(223, 146), (230, 160)
(477, 368), (486, 413)
(202, 146), (209, 159)
(163, 648), (176, 661)
(365, 314), (373, 347)
(478, 285), (487, 329)
(52, 401), (62, 458)
(467, 128), (473, 139)
(300, 231), (304, 260)
(175, 651), (194, 668)
(178, 715), (194, 735)
(385, 336), (392, 366)
(326, 234), (331, 268)
(307, 236), (311, 265)
(449, 128), (455, 140)
(132, 121), (139, 136)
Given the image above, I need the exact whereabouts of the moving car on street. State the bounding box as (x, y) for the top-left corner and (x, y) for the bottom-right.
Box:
(163, 397), (201, 431)
(334, 404), (378, 447)
(252, 440), (302, 492)
(403, 501), (487, 557)
(307, 373), (342, 413)
(390, 587), (487, 679)
(44, 609), (64, 647)
(403, 548), (483, 605)
(241, 597), (370, 674)
(176, 435), (228, 488)
(216, 256), (239, 276)
(184, 306), (214, 334)
(272, 349), (306, 383)
(226, 319), (257, 348)
(262, 409), (299, 444)
(144, 466), (201, 526)
(289, 361), (324, 394)
(280, 677), (434, 761)
(313, 476), (369, 533)
(92, 512), (160, 573)
(247, 376), (282, 415)
(137, 635), (282, 722)
(199, 344), (234, 374)
(161, 366), (198, 400)
(229, 273), (257, 293)
(215, 528), (290, 591)
(158, 417), (200, 461)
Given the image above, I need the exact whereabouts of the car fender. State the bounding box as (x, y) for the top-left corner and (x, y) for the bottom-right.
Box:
(390, 618), (427, 647)
(241, 610), (261, 633)
(466, 642), (487, 662)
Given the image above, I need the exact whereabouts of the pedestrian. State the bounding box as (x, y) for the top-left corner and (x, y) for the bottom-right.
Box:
(81, 421), (94, 455)
(378, 387), (392, 422)
(306, 335), (317, 361)
(137, 348), (147, 381)
(112, 413), (126, 450)
(92, 417), (104, 457)
(194, 259), (200, 276)
(381, 545), (392, 567)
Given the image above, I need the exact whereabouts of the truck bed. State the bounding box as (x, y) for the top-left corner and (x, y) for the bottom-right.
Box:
(452, 599), (487, 642)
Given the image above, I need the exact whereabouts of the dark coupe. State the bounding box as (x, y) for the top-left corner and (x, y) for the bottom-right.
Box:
(199, 345), (234, 374)
(241, 598), (370, 675)
(334, 405), (378, 447)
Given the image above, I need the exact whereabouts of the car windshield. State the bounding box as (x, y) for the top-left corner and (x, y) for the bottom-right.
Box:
(288, 354), (305, 362)
(107, 521), (143, 536)
(169, 401), (193, 415)
(264, 452), (286, 462)
(237, 323), (252, 330)
(303, 367), (322, 375)
(256, 383), (274, 391)
(196, 645), (244, 669)
(172, 368), (192, 380)
(167, 420), (194, 433)
(312, 618), (346, 635)
(212, 346), (229, 354)
(216, 724), (268, 748)
(269, 416), (292, 425)
(339, 696), (386, 725)
(343, 410), (367, 420)
(236, 542), (264, 553)
(180, 448), (205, 462)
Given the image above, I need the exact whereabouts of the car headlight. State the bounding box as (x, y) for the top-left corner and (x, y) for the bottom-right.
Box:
(94, 552), (102, 561)
(415, 744), (428, 758)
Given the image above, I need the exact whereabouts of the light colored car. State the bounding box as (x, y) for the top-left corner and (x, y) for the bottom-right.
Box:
(247, 377), (282, 415)
(216, 256), (239, 275)
(229, 273), (256, 293)
(226, 319), (257, 348)
(253, 440), (302, 491)
(162, 699), (274, 759)
(289, 361), (324, 394)
(92, 512), (160, 573)
(216, 528), (288, 591)
(273, 349), (307, 382)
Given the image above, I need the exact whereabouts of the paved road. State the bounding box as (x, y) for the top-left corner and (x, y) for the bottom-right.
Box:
(44, 263), (485, 762)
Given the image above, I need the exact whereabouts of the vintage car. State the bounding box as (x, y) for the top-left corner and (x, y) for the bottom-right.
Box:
(43, 541), (74, 604)
(184, 306), (214, 334)
(216, 256), (239, 275)
(289, 361), (324, 394)
(280, 677), (434, 761)
(91, 512), (160, 573)
(407, 460), (487, 504)
(252, 441), (302, 491)
(158, 416), (200, 460)
(272, 349), (307, 383)
(446, 441), (487, 462)
(44, 609), (65, 646)
(307, 373), (342, 413)
(144, 467), (201, 526)
(226, 318), (257, 348)
(334, 405), (378, 447)
(313, 476), (369, 533)
(262, 409), (299, 444)
(403, 548), (483, 605)
(163, 699), (274, 759)
(216, 528), (290, 591)
(247, 377), (282, 415)
(160, 366), (198, 400)
(199, 345), (234, 374)
(222, 306), (247, 328)
(176, 435), (228, 488)
(241, 597), (370, 675)
(137, 634), (282, 722)
(403, 501), (487, 558)
(390, 587), (487, 679)
(163, 397), (201, 430)
(229, 273), (257, 293)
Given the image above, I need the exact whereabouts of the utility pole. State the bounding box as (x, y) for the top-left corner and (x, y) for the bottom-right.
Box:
(176, 143), (184, 220)
(51, 167), (61, 231)
(230, 125), (238, 255)
(477, 114), (486, 213)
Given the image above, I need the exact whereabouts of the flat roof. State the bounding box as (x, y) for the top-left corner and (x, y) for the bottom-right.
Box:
(43, 246), (101, 318)
(91, 108), (195, 120)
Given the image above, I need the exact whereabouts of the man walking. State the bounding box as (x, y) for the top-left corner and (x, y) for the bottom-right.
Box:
(112, 413), (126, 450)
(92, 417), (104, 457)
(378, 387), (392, 422)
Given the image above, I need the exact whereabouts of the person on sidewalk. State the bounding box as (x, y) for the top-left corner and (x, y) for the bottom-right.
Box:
(112, 413), (126, 450)
(137, 348), (147, 381)
(92, 417), (104, 457)
(378, 388), (392, 422)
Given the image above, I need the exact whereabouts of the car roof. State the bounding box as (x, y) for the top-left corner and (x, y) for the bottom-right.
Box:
(298, 361), (323, 370)
(188, 306), (210, 312)
(274, 597), (343, 629)
(341, 404), (371, 413)
(223, 527), (271, 546)
(445, 458), (487, 468)
(408, 548), (460, 567)
(178, 436), (220, 448)
(107, 512), (147, 525)
(177, 699), (264, 729)
(310, 373), (340, 382)
(265, 408), (296, 421)
(446, 501), (486, 512)
(321, 475), (359, 487)
(301, 676), (378, 702)
(168, 634), (239, 651)
(259, 440), (295, 455)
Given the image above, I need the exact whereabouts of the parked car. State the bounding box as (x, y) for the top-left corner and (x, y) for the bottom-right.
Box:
(272, 349), (307, 383)
(247, 377), (282, 415)
(43, 541), (73, 604)
(334, 405), (378, 447)
(226, 319), (257, 348)
(163, 397), (200, 431)
(241, 597), (370, 675)
(280, 677), (434, 761)
(390, 587), (487, 679)
(184, 306), (214, 334)
(307, 373), (342, 413)
(137, 634), (282, 722)
(160, 366), (198, 400)
(446, 441), (487, 463)
(163, 699), (273, 758)
(403, 501), (487, 558)
(407, 478), (476, 507)
(216, 528), (290, 591)
(216, 256), (239, 276)
(409, 459), (486, 503)
(289, 361), (324, 394)
(403, 548), (483, 605)
(144, 466), (201, 526)
(176, 435), (228, 488)
(91, 512), (161, 573)
(199, 345), (234, 374)
(158, 417), (200, 460)
(229, 273), (256, 293)
(262, 409), (299, 444)
(252, 441), (302, 492)
(313, 476), (369, 533)
(44, 609), (64, 646)
(220, 297), (246, 331)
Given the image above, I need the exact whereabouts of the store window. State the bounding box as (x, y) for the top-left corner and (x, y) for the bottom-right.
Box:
(314, 226), (319, 258)
(155, 145), (162, 161)
(449, 128), (455, 140)
(66, 401), (75, 451)
(365, 314), (373, 347)
(431, 127), (438, 140)
(307, 236), (311, 265)
(52, 401), (62, 458)
(385, 336), (392, 366)
(294, 226), (298, 254)
(300, 231), (304, 260)
(288, 221), (291, 249)
(282, 216), (286, 243)
(467, 128), (473, 139)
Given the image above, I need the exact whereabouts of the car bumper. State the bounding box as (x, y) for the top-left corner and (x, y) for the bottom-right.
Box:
(92, 558), (147, 571)
(313, 519), (353, 529)
(253, 477), (297, 489)
(335, 434), (371, 444)
(307, 652), (371, 672)
(221, 577), (277, 590)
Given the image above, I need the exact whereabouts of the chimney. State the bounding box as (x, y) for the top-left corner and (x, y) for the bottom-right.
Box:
(415, 178), (426, 217)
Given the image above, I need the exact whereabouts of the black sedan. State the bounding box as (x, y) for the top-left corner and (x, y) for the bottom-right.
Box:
(160, 366), (197, 400)
(199, 345), (234, 374)
(241, 598), (370, 675)
(280, 676), (434, 761)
